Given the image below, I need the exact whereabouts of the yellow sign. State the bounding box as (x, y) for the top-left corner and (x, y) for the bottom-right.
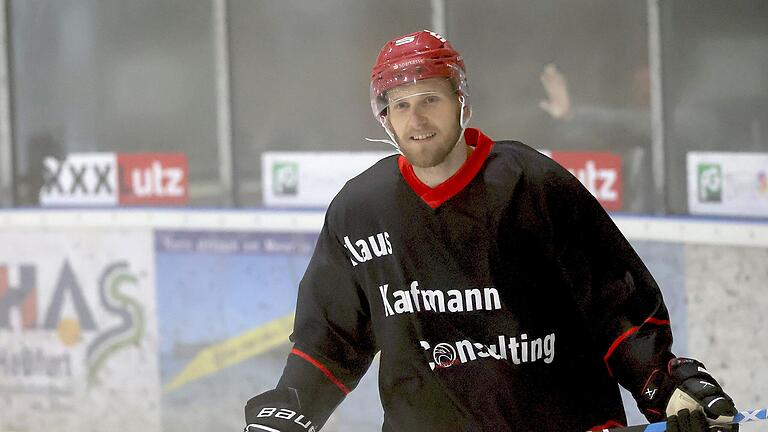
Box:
(164, 314), (294, 392)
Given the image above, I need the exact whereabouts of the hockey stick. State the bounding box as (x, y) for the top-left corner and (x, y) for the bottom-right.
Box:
(600, 408), (768, 431)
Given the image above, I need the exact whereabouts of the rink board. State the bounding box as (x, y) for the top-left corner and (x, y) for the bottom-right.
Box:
(0, 209), (766, 432)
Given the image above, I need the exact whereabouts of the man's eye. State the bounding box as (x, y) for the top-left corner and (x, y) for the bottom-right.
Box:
(393, 101), (409, 110)
(424, 95), (440, 104)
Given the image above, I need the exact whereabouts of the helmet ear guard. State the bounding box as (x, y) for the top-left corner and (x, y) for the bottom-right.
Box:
(458, 93), (472, 128)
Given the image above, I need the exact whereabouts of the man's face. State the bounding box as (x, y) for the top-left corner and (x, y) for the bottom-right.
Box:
(385, 78), (463, 169)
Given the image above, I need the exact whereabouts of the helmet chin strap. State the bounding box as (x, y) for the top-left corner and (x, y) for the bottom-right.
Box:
(364, 118), (401, 153)
(366, 94), (472, 154)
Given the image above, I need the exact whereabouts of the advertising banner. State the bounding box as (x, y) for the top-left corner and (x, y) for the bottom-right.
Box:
(262, 151), (396, 208)
(542, 151), (624, 211)
(155, 230), (317, 431)
(39, 153), (119, 206)
(0, 228), (160, 432)
(118, 153), (189, 205)
(39, 152), (189, 207)
(263, 150), (622, 210)
(687, 152), (768, 217)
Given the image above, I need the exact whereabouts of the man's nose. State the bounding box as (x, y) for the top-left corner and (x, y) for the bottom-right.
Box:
(409, 106), (428, 126)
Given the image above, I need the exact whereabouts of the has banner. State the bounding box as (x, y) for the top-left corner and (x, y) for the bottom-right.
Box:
(0, 228), (160, 432)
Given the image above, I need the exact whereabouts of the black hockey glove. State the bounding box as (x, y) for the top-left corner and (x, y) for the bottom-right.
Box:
(244, 388), (318, 432)
(667, 409), (711, 432)
(637, 357), (738, 431)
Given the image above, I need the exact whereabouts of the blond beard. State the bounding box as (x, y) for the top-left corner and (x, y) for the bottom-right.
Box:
(396, 125), (463, 168)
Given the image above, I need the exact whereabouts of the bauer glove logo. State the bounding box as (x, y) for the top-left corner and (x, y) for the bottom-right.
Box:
(245, 407), (316, 432)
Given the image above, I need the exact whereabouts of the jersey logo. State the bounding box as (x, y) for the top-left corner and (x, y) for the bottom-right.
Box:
(343, 231), (392, 266)
(432, 343), (459, 368)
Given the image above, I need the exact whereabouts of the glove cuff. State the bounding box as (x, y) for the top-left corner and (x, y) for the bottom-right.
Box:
(245, 388), (318, 432)
(636, 365), (677, 422)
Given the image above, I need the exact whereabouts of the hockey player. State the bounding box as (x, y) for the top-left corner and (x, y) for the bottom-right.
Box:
(244, 30), (737, 432)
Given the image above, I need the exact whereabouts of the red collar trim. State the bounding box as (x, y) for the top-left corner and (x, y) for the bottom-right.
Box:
(398, 128), (494, 209)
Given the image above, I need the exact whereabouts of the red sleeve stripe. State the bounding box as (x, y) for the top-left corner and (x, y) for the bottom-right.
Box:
(588, 419), (625, 431)
(290, 348), (350, 395)
(643, 317), (670, 326)
(603, 317), (671, 377)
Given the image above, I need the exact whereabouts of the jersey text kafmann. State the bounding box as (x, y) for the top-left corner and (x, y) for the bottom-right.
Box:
(379, 280), (501, 317)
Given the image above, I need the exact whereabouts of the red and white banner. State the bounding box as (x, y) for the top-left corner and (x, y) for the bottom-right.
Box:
(545, 151), (623, 211)
(39, 153), (188, 207)
(117, 153), (188, 205)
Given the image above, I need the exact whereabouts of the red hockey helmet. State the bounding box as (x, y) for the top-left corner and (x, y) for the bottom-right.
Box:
(370, 30), (470, 126)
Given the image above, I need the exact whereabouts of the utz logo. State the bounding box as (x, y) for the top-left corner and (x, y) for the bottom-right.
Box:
(697, 163), (722, 202)
(0, 261), (144, 385)
(118, 153), (188, 205)
(550, 152), (623, 211)
(272, 161), (299, 196)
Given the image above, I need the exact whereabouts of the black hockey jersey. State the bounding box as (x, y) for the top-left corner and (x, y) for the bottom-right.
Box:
(275, 128), (673, 431)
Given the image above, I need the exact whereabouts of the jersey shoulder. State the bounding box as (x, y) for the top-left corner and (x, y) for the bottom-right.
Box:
(488, 139), (573, 184)
(325, 154), (400, 221)
(340, 153), (400, 198)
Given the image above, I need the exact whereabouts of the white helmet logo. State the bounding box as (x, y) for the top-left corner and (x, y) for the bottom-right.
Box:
(394, 35), (416, 46)
(426, 30), (447, 43)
